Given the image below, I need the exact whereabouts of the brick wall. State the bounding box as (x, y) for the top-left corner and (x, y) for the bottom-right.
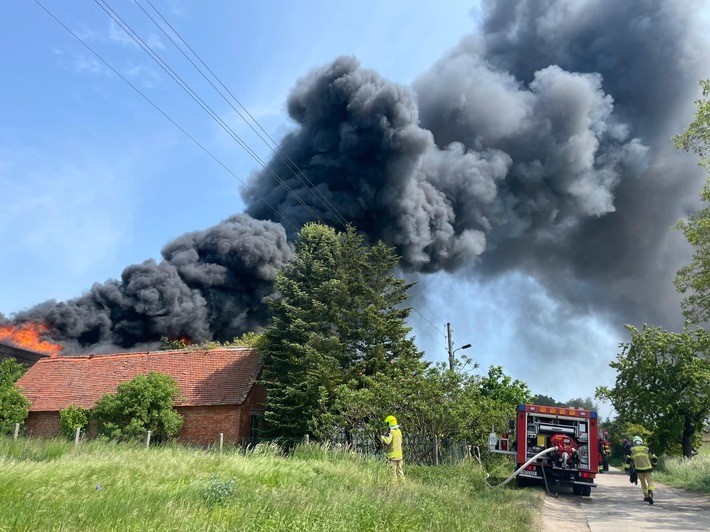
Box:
(21, 383), (267, 446)
(177, 404), (240, 446)
(24, 411), (60, 438)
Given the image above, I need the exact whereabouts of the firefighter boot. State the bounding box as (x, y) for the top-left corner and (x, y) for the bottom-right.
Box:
(648, 491), (653, 505)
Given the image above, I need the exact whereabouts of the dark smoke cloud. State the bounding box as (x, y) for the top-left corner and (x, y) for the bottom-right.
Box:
(245, 0), (709, 331)
(11, 0), (709, 353)
(15, 215), (291, 353)
(414, 0), (709, 327)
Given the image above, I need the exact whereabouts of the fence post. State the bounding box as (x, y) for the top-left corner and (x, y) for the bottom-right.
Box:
(144, 430), (152, 448)
(74, 427), (81, 447)
(219, 433), (224, 453)
(13, 423), (20, 441)
(433, 434), (439, 466)
(303, 434), (310, 445)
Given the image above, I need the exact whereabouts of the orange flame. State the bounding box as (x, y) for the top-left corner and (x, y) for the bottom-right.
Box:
(0, 322), (63, 357)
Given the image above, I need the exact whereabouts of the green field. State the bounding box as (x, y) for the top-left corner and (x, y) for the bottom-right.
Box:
(0, 437), (540, 531)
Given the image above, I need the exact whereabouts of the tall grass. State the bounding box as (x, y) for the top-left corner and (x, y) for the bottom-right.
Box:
(655, 454), (710, 494)
(0, 436), (540, 531)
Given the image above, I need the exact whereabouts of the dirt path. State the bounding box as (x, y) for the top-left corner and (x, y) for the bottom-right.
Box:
(540, 466), (710, 531)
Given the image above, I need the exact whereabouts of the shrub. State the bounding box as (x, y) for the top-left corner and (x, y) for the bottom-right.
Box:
(0, 385), (30, 435)
(92, 372), (184, 441)
(59, 405), (90, 439)
(0, 358), (28, 387)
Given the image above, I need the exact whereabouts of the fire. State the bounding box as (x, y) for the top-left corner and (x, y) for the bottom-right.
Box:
(0, 322), (63, 357)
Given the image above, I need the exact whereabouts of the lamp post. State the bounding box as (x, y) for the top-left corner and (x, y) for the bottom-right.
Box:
(449, 343), (471, 371)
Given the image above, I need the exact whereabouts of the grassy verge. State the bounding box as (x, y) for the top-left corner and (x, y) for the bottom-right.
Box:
(655, 454), (710, 494)
(0, 437), (540, 531)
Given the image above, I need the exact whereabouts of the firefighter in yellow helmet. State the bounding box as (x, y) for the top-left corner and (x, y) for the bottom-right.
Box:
(626, 436), (658, 504)
(380, 415), (404, 479)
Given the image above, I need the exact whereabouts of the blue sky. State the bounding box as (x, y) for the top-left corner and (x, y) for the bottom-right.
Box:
(4, 1), (707, 418)
(0, 0), (479, 308)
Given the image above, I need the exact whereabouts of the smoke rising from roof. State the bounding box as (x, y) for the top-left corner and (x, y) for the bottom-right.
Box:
(11, 0), (710, 353)
(15, 215), (291, 353)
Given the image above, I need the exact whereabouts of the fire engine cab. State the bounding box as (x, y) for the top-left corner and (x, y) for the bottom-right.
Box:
(490, 403), (599, 496)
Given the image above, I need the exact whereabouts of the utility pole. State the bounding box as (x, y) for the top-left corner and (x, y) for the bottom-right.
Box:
(447, 322), (455, 371)
(447, 322), (472, 371)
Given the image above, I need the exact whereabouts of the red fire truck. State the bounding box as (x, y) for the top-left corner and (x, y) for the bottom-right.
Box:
(489, 403), (599, 496)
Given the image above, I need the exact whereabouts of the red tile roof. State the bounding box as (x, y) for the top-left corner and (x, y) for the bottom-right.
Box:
(16, 348), (261, 412)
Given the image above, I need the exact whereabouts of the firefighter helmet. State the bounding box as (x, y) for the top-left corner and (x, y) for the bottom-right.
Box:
(384, 415), (398, 427)
(632, 436), (643, 445)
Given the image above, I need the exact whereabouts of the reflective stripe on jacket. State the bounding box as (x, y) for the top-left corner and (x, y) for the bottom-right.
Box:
(628, 445), (654, 471)
(381, 427), (403, 460)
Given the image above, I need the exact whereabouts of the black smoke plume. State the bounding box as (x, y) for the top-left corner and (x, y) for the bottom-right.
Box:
(11, 0), (710, 353)
(15, 215), (291, 353)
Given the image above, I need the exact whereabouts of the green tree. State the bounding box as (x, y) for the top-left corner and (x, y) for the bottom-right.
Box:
(479, 365), (532, 406)
(531, 394), (564, 407)
(0, 359), (30, 434)
(596, 324), (710, 457)
(59, 405), (91, 439)
(260, 224), (423, 439)
(0, 358), (28, 387)
(319, 355), (529, 453)
(564, 397), (599, 411)
(673, 79), (710, 324)
(92, 372), (184, 441)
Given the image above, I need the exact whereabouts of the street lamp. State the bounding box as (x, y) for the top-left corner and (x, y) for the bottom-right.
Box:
(449, 343), (472, 371)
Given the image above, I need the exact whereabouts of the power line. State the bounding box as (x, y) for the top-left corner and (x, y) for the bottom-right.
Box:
(137, 0), (351, 230)
(35, 0), (450, 353)
(93, 0), (329, 228)
(33, 0), (301, 236)
(118, 0), (450, 351)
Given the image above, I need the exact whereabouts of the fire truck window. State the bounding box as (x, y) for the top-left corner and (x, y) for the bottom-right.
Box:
(579, 423), (587, 433)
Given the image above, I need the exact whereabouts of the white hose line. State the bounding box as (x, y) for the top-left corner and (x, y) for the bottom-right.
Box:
(487, 446), (558, 488)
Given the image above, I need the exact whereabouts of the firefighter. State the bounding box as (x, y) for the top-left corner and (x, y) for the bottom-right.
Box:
(598, 436), (608, 473)
(622, 437), (632, 473)
(626, 436), (658, 504)
(380, 415), (404, 480)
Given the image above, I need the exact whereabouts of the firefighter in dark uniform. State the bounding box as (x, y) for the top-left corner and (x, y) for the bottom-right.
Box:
(622, 437), (632, 473)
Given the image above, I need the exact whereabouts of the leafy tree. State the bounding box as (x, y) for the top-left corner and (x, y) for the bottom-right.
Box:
(0, 386), (30, 435)
(531, 394), (564, 407)
(0, 359), (30, 434)
(0, 358), (28, 387)
(260, 223), (423, 439)
(159, 332), (262, 351)
(564, 397), (599, 411)
(92, 372), (184, 441)
(673, 79), (710, 324)
(159, 337), (193, 350)
(596, 324), (710, 457)
(59, 405), (91, 439)
(318, 355), (530, 453)
(479, 365), (532, 406)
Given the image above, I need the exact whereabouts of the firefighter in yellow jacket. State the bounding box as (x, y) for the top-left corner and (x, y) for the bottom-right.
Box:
(626, 436), (658, 504)
(381, 415), (404, 479)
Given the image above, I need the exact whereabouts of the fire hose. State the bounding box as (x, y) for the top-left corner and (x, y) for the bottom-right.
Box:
(486, 446), (559, 497)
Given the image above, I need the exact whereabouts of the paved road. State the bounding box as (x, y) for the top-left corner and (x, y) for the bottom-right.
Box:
(540, 466), (710, 531)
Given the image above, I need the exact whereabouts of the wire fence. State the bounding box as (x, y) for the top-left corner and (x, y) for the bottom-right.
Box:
(242, 431), (479, 466)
